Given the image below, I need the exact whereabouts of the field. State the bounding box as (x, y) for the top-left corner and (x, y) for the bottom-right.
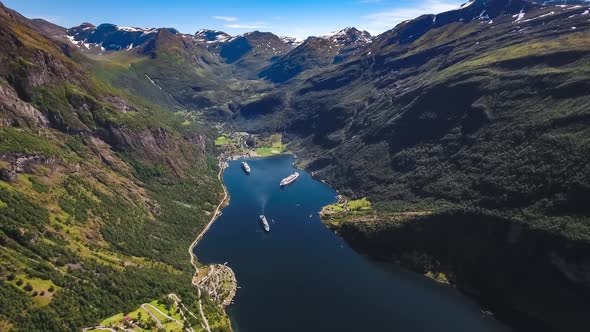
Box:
(215, 135), (235, 146)
(255, 133), (284, 156)
(99, 298), (186, 331)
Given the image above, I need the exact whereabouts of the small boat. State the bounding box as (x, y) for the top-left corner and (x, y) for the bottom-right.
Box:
(280, 172), (299, 186)
(241, 161), (251, 174)
(259, 215), (270, 232)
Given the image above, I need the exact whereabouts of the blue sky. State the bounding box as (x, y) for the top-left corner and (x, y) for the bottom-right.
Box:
(4, 0), (464, 39)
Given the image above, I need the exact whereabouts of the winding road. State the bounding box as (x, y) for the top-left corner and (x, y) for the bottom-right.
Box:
(141, 303), (183, 327)
(187, 159), (230, 332)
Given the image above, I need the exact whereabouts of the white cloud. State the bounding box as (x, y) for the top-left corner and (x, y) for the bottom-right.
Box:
(212, 16), (239, 22)
(225, 23), (268, 29)
(363, 0), (462, 32)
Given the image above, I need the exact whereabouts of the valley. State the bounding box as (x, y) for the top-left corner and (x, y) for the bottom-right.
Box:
(0, 0), (589, 331)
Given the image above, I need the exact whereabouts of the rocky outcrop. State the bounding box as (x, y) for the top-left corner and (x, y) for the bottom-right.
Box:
(1, 152), (57, 173)
(0, 167), (16, 182)
(0, 84), (49, 128)
(0, 152), (58, 183)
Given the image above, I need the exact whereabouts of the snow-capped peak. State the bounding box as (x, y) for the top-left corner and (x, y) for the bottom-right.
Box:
(194, 29), (231, 43)
(320, 27), (372, 44)
(280, 36), (304, 47)
(459, 0), (476, 9)
(117, 26), (144, 32)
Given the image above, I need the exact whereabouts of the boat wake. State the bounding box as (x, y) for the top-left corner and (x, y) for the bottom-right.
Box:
(259, 195), (268, 214)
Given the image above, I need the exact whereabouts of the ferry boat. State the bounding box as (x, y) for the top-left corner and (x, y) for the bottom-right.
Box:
(280, 172), (299, 186)
(241, 161), (251, 174)
(259, 215), (270, 232)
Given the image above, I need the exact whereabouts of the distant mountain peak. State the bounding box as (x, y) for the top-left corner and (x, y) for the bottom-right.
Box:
(65, 23), (178, 53)
(279, 36), (304, 47)
(321, 27), (372, 44)
(195, 29), (231, 43)
(260, 27), (373, 83)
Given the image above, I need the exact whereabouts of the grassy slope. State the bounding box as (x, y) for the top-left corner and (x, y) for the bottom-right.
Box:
(86, 43), (273, 121)
(0, 5), (231, 331)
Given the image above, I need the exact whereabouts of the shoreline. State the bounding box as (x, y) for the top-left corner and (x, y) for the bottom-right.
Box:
(187, 157), (233, 331)
(228, 151), (292, 161)
(189, 158), (230, 282)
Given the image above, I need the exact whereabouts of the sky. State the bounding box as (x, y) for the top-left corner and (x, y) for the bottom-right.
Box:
(4, 0), (465, 39)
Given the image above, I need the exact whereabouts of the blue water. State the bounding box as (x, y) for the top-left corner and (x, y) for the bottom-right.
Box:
(194, 155), (509, 332)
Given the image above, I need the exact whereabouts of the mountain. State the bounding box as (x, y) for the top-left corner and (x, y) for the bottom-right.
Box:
(65, 23), (182, 53)
(28, 18), (67, 38)
(238, 0), (590, 329)
(279, 36), (304, 48)
(70, 23), (241, 115)
(59, 23), (278, 115)
(208, 31), (298, 78)
(260, 27), (372, 83)
(0, 2), (231, 330)
(195, 29), (231, 43)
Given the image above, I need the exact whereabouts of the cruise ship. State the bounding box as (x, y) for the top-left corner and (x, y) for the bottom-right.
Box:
(241, 161), (251, 174)
(259, 215), (270, 232)
(280, 172), (299, 186)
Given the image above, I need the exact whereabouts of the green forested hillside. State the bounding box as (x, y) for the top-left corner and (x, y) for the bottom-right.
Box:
(0, 3), (229, 331)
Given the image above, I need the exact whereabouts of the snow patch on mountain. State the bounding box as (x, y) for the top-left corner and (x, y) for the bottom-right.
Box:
(320, 27), (372, 45)
(513, 9), (526, 22)
(195, 29), (231, 44)
(460, 0), (476, 9)
(118, 26), (144, 32)
(280, 36), (304, 47)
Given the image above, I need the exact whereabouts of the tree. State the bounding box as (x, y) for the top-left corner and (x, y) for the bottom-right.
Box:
(24, 283), (33, 292)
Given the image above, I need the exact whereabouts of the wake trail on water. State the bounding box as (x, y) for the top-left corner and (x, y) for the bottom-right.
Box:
(259, 194), (268, 215)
